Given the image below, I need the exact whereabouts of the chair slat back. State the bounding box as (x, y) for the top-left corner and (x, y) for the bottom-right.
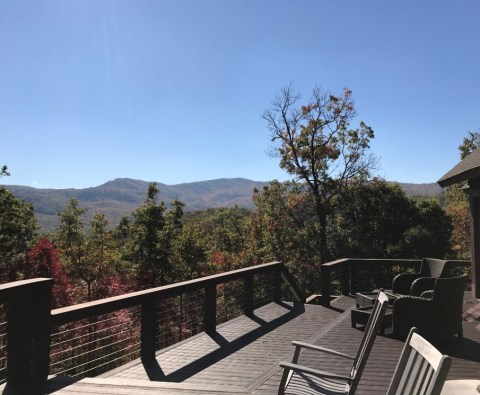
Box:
(349, 291), (389, 393)
(387, 328), (451, 395)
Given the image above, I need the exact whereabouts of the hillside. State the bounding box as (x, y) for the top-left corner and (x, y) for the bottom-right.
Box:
(4, 178), (270, 231)
(3, 178), (443, 232)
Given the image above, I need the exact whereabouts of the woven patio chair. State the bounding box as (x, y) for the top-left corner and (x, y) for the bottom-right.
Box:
(392, 258), (454, 297)
(392, 275), (467, 341)
(386, 328), (451, 395)
(278, 292), (389, 395)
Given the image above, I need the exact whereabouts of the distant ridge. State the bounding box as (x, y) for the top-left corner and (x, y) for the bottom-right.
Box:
(3, 178), (442, 232)
(4, 178), (270, 231)
(390, 181), (443, 197)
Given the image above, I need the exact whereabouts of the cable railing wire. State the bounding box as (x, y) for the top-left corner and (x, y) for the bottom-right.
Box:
(49, 306), (141, 378)
(0, 305), (7, 385)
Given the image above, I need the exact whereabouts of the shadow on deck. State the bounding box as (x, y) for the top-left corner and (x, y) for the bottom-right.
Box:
(41, 293), (480, 395)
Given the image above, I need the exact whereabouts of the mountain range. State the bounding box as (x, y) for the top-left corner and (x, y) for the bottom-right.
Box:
(4, 178), (443, 232)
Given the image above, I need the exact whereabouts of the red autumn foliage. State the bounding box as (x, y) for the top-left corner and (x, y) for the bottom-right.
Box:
(25, 238), (73, 308)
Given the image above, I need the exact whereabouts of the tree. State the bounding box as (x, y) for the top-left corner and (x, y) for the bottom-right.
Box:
(0, 186), (38, 280)
(1, 164), (9, 177)
(54, 199), (86, 268)
(25, 238), (72, 307)
(112, 215), (134, 275)
(329, 180), (413, 258)
(459, 130), (480, 160)
(263, 85), (376, 263)
(82, 213), (118, 300)
(54, 199), (89, 300)
(170, 223), (209, 280)
(402, 198), (452, 259)
(330, 180), (452, 259)
(207, 206), (249, 256)
(129, 183), (169, 287)
(250, 180), (320, 293)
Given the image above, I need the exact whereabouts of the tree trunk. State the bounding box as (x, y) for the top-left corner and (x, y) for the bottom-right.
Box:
(314, 197), (328, 264)
(318, 211), (327, 264)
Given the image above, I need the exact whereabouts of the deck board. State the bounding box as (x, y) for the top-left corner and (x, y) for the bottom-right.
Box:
(38, 293), (480, 394)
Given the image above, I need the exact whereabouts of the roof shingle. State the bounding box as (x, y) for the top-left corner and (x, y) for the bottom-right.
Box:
(437, 148), (480, 187)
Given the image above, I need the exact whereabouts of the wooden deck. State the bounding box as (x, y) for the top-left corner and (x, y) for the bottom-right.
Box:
(40, 294), (480, 394)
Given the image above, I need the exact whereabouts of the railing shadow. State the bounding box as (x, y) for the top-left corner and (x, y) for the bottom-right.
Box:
(148, 301), (305, 383)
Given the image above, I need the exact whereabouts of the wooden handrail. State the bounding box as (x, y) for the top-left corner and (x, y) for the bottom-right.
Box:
(0, 277), (52, 302)
(0, 262), (303, 385)
(51, 261), (287, 326)
(49, 261), (303, 368)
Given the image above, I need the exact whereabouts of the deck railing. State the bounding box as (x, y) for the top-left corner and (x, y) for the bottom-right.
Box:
(1, 258), (470, 391)
(320, 258), (471, 306)
(0, 261), (304, 393)
(0, 278), (53, 393)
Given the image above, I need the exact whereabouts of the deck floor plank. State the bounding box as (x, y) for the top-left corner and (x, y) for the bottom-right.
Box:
(33, 293), (480, 394)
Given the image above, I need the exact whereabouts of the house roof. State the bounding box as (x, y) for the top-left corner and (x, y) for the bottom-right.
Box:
(438, 148), (480, 187)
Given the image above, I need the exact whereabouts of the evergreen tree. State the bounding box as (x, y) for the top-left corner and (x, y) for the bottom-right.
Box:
(129, 183), (169, 287)
(0, 186), (38, 280)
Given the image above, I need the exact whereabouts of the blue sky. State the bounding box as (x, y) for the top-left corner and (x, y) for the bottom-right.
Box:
(1, 1), (479, 189)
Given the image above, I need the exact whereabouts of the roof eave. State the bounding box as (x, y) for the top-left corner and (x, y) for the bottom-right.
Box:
(438, 167), (480, 188)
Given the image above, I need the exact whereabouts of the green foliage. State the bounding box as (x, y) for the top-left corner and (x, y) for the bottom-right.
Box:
(207, 206), (249, 255)
(329, 180), (413, 258)
(405, 198), (452, 258)
(459, 130), (480, 160)
(1, 165), (9, 177)
(330, 180), (452, 259)
(127, 184), (204, 287)
(185, 206), (252, 271)
(0, 186), (38, 279)
(250, 180), (321, 293)
(170, 223), (209, 280)
(54, 199), (87, 268)
(129, 183), (169, 286)
(83, 213), (119, 300)
(54, 200), (134, 301)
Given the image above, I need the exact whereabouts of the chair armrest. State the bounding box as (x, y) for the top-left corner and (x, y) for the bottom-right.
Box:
(411, 277), (436, 296)
(279, 361), (353, 382)
(292, 341), (355, 360)
(420, 290), (434, 299)
(392, 273), (422, 295)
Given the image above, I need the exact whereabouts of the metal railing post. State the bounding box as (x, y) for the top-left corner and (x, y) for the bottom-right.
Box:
(141, 299), (157, 361)
(341, 261), (350, 296)
(244, 273), (254, 317)
(274, 266), (282, 303)
(4, 278), (53, 394)
(350, 260), (357, 295)
(204, 283), (217, 335)
(321, 264), (331, 307)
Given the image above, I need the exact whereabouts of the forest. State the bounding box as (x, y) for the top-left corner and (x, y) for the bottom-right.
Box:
(0, 172), (469, 309)
(0, 86), (475, 308)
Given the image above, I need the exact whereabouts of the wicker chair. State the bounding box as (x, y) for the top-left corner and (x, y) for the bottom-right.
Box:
(392, 275), (467, 341)
(392, 258), (453, 297)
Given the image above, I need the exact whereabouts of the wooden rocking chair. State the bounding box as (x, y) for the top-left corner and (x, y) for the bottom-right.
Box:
(278, 292), (389, 395)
